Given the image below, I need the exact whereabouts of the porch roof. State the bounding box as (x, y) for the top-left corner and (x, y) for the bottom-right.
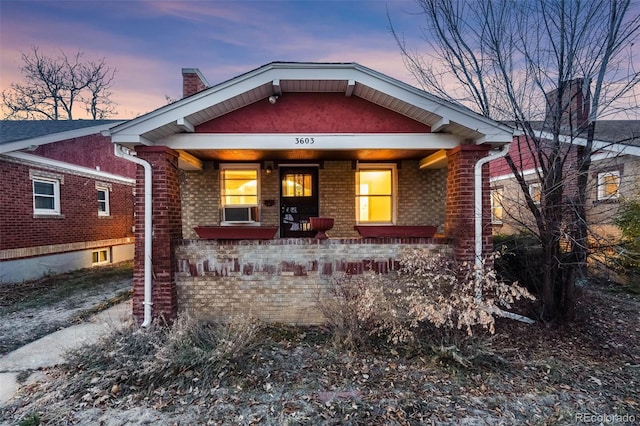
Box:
(108, 62), (515, 168)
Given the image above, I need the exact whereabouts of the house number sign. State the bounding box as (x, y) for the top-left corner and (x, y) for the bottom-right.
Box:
(294, 137), (315, 145)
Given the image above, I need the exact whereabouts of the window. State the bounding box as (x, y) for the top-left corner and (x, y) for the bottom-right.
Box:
(282, 172), (313, 197)
(92, 249), (110, 265)
(97, 186), (110, 216)
(356, 164), (396, 223)
(220, 164), (260, 222)
(33, 177), (60, 215)
(597, 171), (620, 200)
(491, 188), (503, 224)
(528, 183), (541, 204)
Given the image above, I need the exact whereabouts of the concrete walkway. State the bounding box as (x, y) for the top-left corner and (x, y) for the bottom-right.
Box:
(0, 300), (132, 406)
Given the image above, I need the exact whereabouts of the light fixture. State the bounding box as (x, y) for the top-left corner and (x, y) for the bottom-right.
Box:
(268, 95), (278, 104)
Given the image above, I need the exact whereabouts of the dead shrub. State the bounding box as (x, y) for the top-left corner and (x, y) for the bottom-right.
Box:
(317, 250), (535, 362)
(62, 314), (263, 397)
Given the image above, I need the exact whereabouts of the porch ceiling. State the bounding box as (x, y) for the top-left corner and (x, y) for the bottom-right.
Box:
(182, 148), (438, 162)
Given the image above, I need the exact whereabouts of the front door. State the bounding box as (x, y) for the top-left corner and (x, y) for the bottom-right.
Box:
(280, 166), (319, 238)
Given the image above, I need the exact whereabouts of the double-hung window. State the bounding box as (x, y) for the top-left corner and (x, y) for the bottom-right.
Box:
(33, 177), (60, 215)
(220, 164), (260, 223)
(491, 188), (504, 224)
(528, 182), (541, 205)
(97, 186), (110, 216)
(597, 171), (620, 200)
(355, 164), (396, 224)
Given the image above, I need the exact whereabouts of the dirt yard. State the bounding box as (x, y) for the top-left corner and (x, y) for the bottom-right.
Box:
(0, 262), (132, 356)
(0, 266), (638, 425)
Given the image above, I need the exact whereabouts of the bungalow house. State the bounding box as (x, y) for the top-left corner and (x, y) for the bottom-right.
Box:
(0, 120), (136, 283)
(106, 62), (515, 325)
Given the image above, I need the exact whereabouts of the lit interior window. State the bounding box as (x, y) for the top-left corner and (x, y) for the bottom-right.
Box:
(222, 169), (258, 205)
(356, 168), (393, 223)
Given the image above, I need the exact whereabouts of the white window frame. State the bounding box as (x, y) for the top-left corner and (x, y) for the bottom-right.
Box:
(92, 249), (110, 265)
(528, 182), (541, 205)
(491, 188), (504, 224)
(32, 177), (60, 215)
(355, 163), (397, 225)
(219, 163), (261, 224)
(97, 186), (110, 216)
(597, 171), (620, 200)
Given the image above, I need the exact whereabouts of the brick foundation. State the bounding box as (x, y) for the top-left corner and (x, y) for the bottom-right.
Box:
(175, 237), (450, 324)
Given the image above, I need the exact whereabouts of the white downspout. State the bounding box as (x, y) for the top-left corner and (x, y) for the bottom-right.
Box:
(114, 144), (153, 327)
(473, 143), (535, 324)
(474, 143), (511, 271)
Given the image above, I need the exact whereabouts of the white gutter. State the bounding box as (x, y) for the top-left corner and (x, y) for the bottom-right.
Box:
(474, 143), (510, 271)
(114, 144), (153, 327)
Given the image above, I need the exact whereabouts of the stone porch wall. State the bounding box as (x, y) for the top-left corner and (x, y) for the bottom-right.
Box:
(175, 237), (450, 324)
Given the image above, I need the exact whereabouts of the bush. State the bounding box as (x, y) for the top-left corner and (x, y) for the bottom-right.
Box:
(63, 314), (263, 397)
(615, 198), (640, 267)
(493, 234), (544, 293)
(318, 250), (535, 353)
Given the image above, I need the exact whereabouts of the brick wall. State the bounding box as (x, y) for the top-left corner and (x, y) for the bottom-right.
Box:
(445, 145), (492, 263)
(319, 161), (358, 237)
(32, 133), (136, 177)
(179, 160), (446, 238)
(398, 161), (446, 231)
(132, 147), (182, 322)
(0, 157), (134, 252)
(182, 69), (208, 98)
(175, 238), (450, 324)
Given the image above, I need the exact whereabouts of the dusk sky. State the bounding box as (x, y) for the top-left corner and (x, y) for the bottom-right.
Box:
(0, 0), (427, 119)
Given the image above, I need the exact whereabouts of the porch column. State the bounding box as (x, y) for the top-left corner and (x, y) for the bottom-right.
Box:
(445, 145), (492, 265)
(132, 146), (182, 323)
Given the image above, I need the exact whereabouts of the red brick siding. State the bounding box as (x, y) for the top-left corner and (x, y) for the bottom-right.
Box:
(0, 158), (134, 251)
(32, 134), (135, 177)
(445, 145), (492, 263)
(182, 71), (208, 98)
(132, 146), (182, 322)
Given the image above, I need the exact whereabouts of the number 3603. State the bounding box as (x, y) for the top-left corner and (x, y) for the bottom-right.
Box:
(295, 137), (314, 144)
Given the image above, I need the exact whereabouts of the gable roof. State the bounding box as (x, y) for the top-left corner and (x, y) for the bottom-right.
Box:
(527, 120), (640, 156)
(0, 120), (124, 154)
(109, 62), (515, 147)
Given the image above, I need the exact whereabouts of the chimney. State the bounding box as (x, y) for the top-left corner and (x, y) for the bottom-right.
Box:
(182, 68), (209, 98)
(545, 78), (591, 130)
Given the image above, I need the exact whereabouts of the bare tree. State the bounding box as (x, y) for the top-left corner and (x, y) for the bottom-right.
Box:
(391, 0), (640, 321)
(1, 47), (116, 120)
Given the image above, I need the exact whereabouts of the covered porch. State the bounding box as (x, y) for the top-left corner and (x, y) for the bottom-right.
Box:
(107, 62), (514, 324)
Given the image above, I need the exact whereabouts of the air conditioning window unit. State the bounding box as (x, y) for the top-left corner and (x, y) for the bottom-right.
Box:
(222, 205), (259, 223)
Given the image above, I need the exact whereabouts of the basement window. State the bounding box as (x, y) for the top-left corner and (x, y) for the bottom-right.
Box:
(92, 249), (110, 265)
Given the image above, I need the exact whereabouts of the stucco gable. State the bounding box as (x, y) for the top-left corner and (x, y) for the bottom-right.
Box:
(195, 93), (431, 134)
(109, 62), (513, 147)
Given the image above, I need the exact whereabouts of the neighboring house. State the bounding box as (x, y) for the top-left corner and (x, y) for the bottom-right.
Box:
(106, 62), (515, 325)
(489, 83), (640, 246)
(0, 120), (136, 283)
